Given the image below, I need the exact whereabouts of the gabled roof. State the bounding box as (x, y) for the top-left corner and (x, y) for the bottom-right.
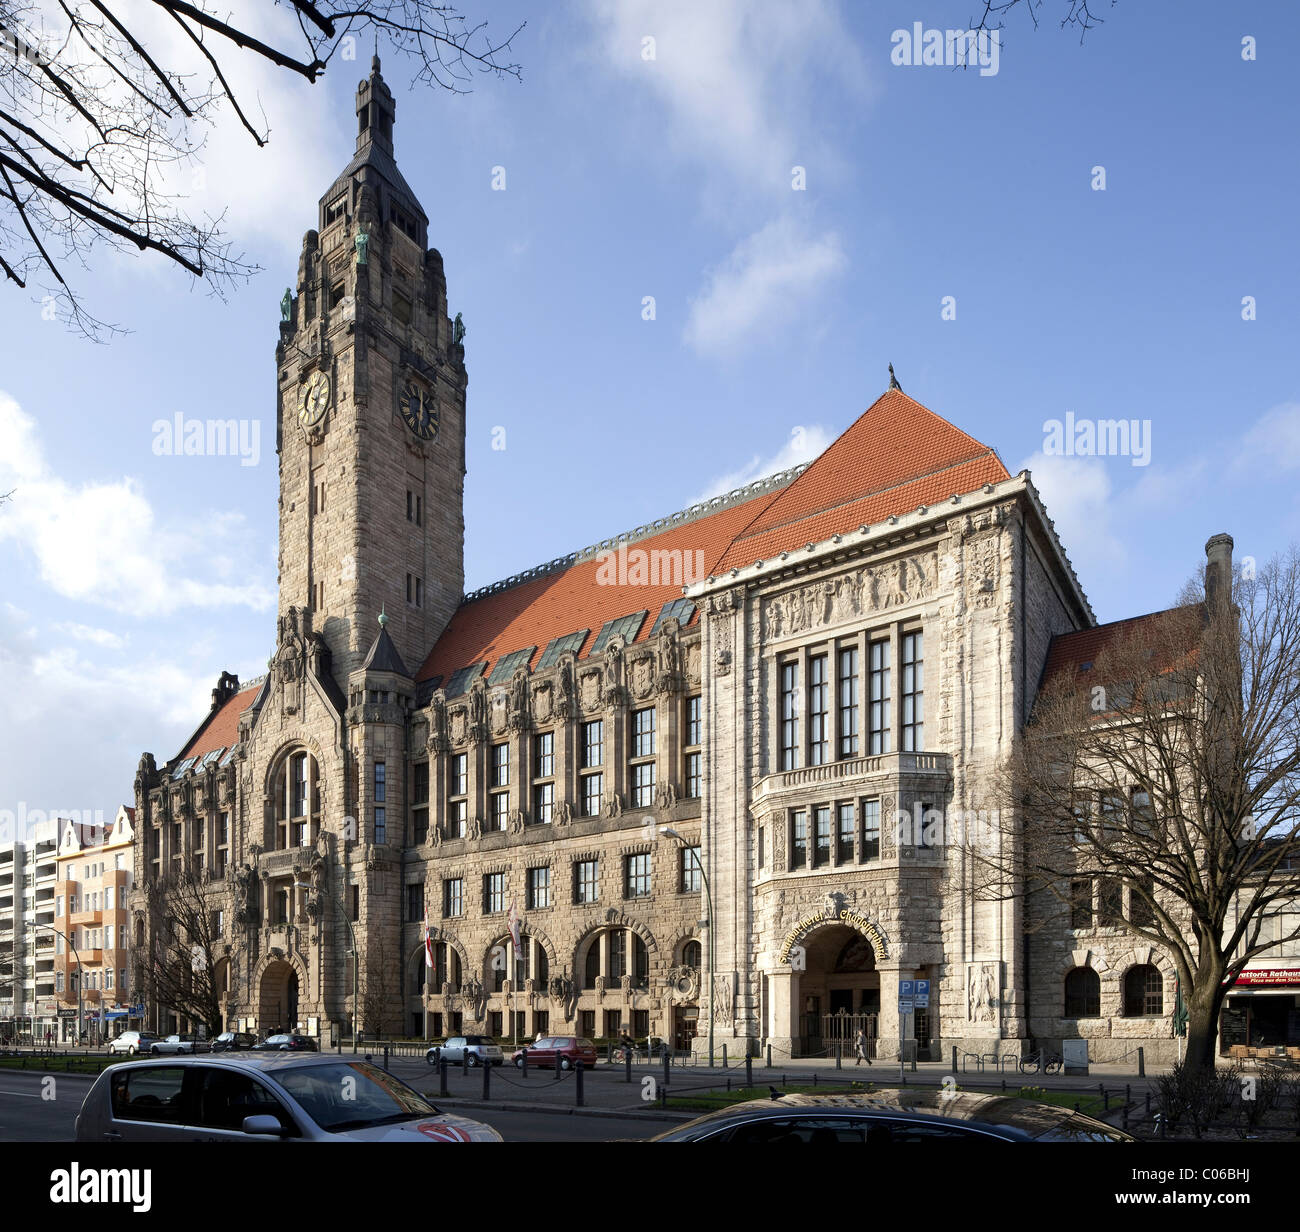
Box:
(715, 388), (1008, 571)
(177, 684), (261, 764)
(1039, 606), (1199, 691)
(419, 387), (1010, 688)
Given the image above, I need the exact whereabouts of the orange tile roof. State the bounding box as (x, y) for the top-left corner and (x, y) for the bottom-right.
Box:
(178, 685), (260, 762)
(715, 388), (1008, 571)
(1040, 607), (1199, 689)
(419, 387), (1010, 686)
(416, 494), (779, 684)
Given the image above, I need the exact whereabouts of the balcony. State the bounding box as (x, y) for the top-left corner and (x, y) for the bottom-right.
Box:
(751, 751), (953, 810)
(69, 908), (102, 927)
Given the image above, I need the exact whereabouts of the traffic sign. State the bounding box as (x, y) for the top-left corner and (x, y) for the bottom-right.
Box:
(899, 980), (915, 997)
(898, 997), (914, 1014)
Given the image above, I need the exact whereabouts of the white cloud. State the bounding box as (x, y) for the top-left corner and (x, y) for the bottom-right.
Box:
(696, 423), (834, 502)
(684, 216), (845, 355)
(0, 391), (274, 617)
(53, 622), (127, 651)
(1020, 449), (1128, 580)
(583, 0), (869, 197)
(1235, 402), (1300, 474)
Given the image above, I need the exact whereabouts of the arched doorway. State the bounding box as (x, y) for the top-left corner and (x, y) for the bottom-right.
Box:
(258, 959), (299, 1034)
(770, 924), (880, 1057)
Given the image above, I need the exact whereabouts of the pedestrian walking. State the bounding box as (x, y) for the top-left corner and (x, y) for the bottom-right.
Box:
(854, 1027), (871, 1066)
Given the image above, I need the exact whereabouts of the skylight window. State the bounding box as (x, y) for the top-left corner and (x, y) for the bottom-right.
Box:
(171, 757), (197, 780)
(591, 611), (648, 655)
(488, 647), (537, 686)
(443, 662), (486, 698)
(536, 630), (589, 671)
(649, 598), (695, 638)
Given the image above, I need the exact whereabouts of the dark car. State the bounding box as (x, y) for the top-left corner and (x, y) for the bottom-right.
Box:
(511, 1036), (599, 1071)
(650, 1090), (1137, 1143)
(253, 1033), (319, 1053)
(212, 1031), (258, 1052)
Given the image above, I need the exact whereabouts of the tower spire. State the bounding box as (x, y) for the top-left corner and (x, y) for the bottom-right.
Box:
(356, 53), (395, 155)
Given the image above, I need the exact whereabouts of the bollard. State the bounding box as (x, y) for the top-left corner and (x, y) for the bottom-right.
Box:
(663, 1050), (670, 1090)
(1001, 1078), (1006, 1092)
(625, 1048), (632, 1084)
(836, 1043), (842, 1071)
(1137, 1046), (1145, 1077)
(660, 1081), (668, 1109)
(462, 1050), (469, 1076)
(727, 1077), (731, 1091)
(1100, 1084), (1108, 1111)
(722, 1044), (728, 1070)
(745, 1053), (753, 1087)
(482, 1058), (491, 1100)
(554, 1054), (561, 1081)
(383, 1044), (390, 1073)
(575, 1058), (585, 1107)
(951, 1045), (958, 1074)
(767, 1043), (773, 1069)
(439, 1056), (449, 1098)
(521, 1049), (529, 1080)
(814, 1071), (818, 1086)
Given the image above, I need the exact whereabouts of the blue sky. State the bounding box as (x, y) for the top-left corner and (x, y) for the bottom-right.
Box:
(1, 0), (1297, 823)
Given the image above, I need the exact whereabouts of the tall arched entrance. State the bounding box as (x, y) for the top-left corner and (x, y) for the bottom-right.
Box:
(258, 960), (299, 1034)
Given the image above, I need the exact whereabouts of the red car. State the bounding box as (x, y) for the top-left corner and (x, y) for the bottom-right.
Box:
(511, 1036), (598, 1071)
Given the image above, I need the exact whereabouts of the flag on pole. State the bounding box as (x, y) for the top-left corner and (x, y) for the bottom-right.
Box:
(507, 898), (522, 960)
(423, 912), (434, 968)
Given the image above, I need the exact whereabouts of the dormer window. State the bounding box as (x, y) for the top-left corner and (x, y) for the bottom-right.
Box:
(325, 196), (346, 225)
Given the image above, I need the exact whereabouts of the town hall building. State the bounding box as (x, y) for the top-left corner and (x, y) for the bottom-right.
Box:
(129, 59), (1194, 1064)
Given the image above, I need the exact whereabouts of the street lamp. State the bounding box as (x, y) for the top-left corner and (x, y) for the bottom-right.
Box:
(293, 878), (359, 1053)
(28, 922), (81, 1046)
(660, 827), (714, 1067)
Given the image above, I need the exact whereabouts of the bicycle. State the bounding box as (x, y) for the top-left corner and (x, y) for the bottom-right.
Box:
(1018, 1050), (1064, 1075)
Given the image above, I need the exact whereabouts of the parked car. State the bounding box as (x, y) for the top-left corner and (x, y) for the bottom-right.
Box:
(650, 1090), (1138, 1143)
(150, 1034), (207, 1055)
(511, 1036), (599, 1071)
(425, 1036), (504, 1067)
(106, 1032), (160, 1057)
(212, 1031), (258, 1053)
(252, 1033), (318, 1052)
(74, 1054), (502, 1141)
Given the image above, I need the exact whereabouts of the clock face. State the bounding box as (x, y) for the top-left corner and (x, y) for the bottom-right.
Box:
(298, 371), (330, 428)
(400, 382), (439, 441)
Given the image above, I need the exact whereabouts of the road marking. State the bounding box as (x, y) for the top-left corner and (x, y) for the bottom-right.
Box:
(0, 1089), (43, 1098)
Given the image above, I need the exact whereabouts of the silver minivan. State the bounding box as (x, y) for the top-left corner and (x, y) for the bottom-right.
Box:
(75, 1054), (502, 1141)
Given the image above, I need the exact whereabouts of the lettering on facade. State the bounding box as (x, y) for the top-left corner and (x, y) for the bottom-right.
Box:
(777, 906), (889, 964)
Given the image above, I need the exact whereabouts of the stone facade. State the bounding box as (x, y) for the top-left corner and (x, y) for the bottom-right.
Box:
(128, 62), (1187, 1064)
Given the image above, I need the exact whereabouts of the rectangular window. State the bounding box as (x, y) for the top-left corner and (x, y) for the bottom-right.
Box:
(632, 761), (656, 808)
(1098, 878), (1123, 926)
(527, 866), (551, 911)
(291, 754), (308, 817)
(780, 661), (800, 770)
(448, 798), (467, 839)
(809, 654), (829, 766)
(901, 631), (924, 752)
(406, 490), (413, 522)
(869, 641), (891, 754)
(484, 872), (506, 914)
(686, 695), (702, 746)
(625, 852), (651, 899)
(582, 773), (603, 818)
(533, 731), (554, 778)
(582, 720), (604, 768)
(373, 807), (386, 845)
(451, 752), (468, 796)
(813, 805), (832, 867)
(791, 809), (807, 868)
(680, 845), (701, 893)
(374, 762), (386, 804)
(838, 646), (859, 757)
(491, 792), (509, 831)
(350, 885), (359, 922)
(633, 707), (657, 758)
(837, 802), (855, 863)
(1070, 879), (1093, 930)
(533, 781), (554, 825)
(575, 860), (599, 905)
(412, 761), (429, 845)
(685, 751), (702, 800)
(861, 798), (881, 860)
(443, 878), (463, 918)
(492, 743), (510, 788)
(408, 883), (424, 923)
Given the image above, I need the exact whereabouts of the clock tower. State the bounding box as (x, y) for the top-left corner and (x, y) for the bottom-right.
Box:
(275, 57), (467, 686)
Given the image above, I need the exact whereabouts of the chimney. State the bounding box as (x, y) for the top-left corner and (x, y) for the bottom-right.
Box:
(1205, 533), (1234, 604)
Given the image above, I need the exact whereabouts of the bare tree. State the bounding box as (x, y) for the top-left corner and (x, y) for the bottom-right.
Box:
(972, 0), (1116, 40)
(972, 544), (1300, 1073)
(0, 1), (522, 336)
(139, 862), (226, 1036)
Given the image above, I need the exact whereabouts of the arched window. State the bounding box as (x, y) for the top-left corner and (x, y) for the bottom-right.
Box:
(681, 940), (702, 970)
(432, 944), (460, 993)
(1123, 964), (1163, 1017)
(1064, 967), (1100, 1018)
(272, 750), (321, 850)
(584, 941), (600, 990)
